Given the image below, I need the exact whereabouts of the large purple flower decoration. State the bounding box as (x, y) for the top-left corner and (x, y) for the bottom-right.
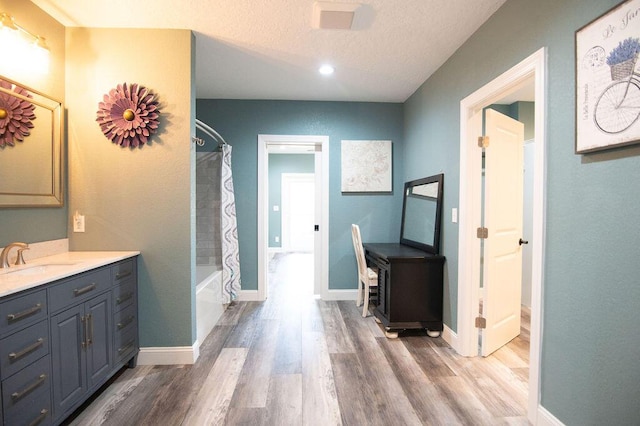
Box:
(0, 79), (36, 148)
(96, 83), (160, 147)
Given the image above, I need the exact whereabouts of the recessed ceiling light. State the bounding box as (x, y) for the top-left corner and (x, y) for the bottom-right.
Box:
(319, 64), (335, 75)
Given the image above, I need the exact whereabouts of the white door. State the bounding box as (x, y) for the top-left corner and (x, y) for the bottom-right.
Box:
(282, 173), (315, 251)
(481, 108), (525, 357)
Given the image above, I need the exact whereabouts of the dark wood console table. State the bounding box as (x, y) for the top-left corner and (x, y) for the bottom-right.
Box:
(364, 243), (445, 338)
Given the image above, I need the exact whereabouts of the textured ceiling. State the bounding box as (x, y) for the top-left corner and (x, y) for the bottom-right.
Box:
(30, 0), (508, 102)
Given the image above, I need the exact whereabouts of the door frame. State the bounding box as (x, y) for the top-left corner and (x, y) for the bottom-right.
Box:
(456, 47), (546, 424)
(257, 134), (329, 300)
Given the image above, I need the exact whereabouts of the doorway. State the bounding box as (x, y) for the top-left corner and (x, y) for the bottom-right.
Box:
(281, 173), (315, 252)
(257, 135), (329, 300)
(456, 48), (546, 424)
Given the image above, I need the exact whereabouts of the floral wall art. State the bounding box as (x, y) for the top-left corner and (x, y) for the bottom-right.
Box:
(96, 83), (160, 148)
(0, 79), (36, 148)
(576, 0), (640, 153)
(341, 139), (392, 192)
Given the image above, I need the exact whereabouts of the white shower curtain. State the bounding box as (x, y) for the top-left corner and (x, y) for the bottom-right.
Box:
(220, 144), (241, 303)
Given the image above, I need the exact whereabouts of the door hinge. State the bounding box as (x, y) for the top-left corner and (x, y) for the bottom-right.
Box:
(478, 136), (490, 148)
(475, 316), (486, 329)
(477, 227), (488, 239)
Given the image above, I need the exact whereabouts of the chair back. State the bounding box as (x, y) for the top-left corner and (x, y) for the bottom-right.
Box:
(351, 224), (368, 279)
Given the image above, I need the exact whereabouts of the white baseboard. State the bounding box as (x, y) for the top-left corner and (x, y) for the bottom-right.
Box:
(441, 324), (457, 350)
(321, 289), (358, 301)
(237, 290), (260, 301)
(137, 343), (199, 365)
(536, 405), (565, 426)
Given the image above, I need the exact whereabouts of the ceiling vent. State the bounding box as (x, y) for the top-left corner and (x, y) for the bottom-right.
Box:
(312, 2), (360, 30)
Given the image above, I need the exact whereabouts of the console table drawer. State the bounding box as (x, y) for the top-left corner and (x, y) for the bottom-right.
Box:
(0, 319), (49, 380)
(0, 289), (47, 337)
(48, 268), (111, 312)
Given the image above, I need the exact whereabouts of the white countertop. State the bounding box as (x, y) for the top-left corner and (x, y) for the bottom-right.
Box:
(0, 251), (140, 298)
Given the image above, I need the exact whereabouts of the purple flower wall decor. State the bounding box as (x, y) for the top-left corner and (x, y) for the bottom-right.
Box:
(96, 83), (160, 147)
(0, 79), (36, 148)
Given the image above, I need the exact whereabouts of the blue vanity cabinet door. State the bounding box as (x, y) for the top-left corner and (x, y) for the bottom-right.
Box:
(85, 293), (112, 389)
(50, 303), (86, 418)
(50, 291), (112, 421)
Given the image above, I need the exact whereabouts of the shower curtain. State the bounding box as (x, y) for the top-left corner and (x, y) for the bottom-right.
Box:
(220, 144), (241, 303)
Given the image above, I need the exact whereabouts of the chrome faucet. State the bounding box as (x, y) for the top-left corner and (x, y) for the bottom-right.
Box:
(0, 242), (29, 268)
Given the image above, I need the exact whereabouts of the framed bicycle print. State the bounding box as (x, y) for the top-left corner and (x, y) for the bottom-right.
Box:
(576, 0), (640, 153)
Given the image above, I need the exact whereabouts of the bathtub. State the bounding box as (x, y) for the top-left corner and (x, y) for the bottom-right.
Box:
(196, 265), (225, 346)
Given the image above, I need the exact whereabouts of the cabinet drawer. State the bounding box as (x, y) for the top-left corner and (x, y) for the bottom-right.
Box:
(2, 354), (51, 420)
(112, 259), (135, 284)
(0, 289), (47, 337)
(6, 395), (51, 426)
(0, 319), (49, 380)
(113, 279), (136, 313)
(115, 326), (138, 364)
(48, 268), (111, 312)
(114, 303), (137, 335)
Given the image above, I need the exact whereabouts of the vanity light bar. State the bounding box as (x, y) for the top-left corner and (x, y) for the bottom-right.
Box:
(0, 12), (50, 51)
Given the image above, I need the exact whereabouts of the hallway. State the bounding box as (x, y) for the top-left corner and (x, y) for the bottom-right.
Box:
(67, 252), (529, 425)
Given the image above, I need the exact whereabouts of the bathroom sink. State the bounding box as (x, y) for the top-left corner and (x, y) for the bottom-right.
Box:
(4, 263), (77, 276)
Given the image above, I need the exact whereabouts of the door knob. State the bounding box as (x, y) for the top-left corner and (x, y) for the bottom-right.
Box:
(519, 238), (529, 246)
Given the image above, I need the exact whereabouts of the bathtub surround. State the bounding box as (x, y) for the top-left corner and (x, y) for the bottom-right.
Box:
(196, 151), (222, 267)
(195, 150), (225, 343)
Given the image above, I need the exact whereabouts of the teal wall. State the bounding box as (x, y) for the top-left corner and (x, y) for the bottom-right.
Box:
(404, 0), (639, 423)
(196, 100), (404, 290)
(268, 154), (315, 248)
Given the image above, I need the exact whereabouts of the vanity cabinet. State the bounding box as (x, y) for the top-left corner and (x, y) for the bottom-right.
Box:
(0, 255), (138, 426)
(364, 243), (445, 335)
(0, 291), (52, 426)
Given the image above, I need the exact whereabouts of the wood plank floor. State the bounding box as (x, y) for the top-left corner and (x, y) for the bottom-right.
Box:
(65, 252), (530, 425)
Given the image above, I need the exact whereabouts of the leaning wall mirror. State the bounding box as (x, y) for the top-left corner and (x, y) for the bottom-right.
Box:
(0, 76), (63, 207)
(400, 173), (444, 254)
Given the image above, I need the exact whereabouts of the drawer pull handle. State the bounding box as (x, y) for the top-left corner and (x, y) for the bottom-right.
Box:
(9, 338), (44, 362)
(117, 315), (135, 330)
(74, 283), (97, 296)
(11, 374), (47, 402)
(7, 303), (43, 323)
(116, 292), (134, 305)
(118, 339), (135, 354)
(29, 408), (48, 426)
(116, 270), (132, 280)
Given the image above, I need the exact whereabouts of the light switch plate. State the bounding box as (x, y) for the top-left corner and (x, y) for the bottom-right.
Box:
(452, 208), (458, 223)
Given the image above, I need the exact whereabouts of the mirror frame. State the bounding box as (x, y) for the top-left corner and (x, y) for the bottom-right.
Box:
(399, 173), (444, 254)
(0, 76), (64, 207)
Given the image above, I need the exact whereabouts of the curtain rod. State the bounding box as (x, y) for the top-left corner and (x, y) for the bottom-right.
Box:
(193, 118), (228, 147)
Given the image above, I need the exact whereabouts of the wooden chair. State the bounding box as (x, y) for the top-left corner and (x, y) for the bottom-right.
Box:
(351, 224), (378, 317)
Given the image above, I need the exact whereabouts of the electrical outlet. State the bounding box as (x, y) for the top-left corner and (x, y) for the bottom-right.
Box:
(73, 211), (85, 232)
